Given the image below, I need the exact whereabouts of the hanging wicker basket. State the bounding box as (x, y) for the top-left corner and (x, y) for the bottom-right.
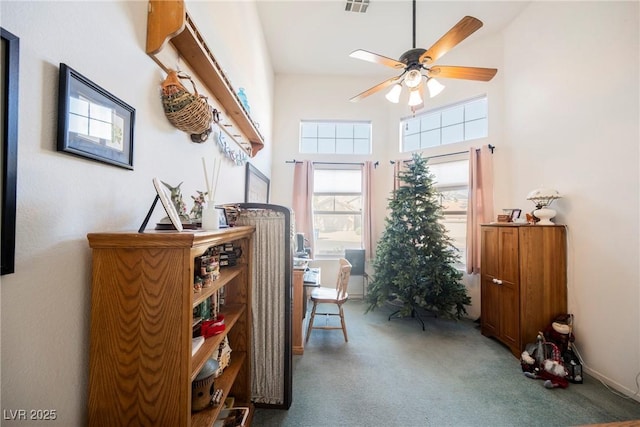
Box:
(161, 70), (213, 135)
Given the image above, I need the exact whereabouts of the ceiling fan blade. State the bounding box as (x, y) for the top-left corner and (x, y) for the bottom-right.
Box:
(419, 16), (483, 64)
(350, 49), (406, 69)
(350, 76), (403, 102)
(429, 66), (498, 81)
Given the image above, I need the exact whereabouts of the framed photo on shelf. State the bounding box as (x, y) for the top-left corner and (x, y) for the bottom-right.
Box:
(57, 63), (135, 170)
(153, 177), (183, 232)
(245, 163), (270, 203)
(217, 207), (229, 228)
(510, 209), (522, 222)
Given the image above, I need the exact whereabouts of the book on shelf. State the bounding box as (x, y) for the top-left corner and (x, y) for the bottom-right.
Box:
(192, 336), (205, 356)
(213, 407), (249, 427)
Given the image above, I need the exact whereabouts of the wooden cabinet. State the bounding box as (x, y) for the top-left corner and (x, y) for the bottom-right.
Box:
(481, 224), (567, 357)
(87, 227), (254, 427)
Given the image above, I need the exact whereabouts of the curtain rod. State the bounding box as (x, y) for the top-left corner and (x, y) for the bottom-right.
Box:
(390, 144), (495, 164)
(285, 160), (380, 168)
(286, 145), (493, 167)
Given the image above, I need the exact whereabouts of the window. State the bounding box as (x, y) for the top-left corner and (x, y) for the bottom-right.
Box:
(401, 96), (487, 152)
(428, 158), (469, 268)
(312, 166), (363, 256)
(300, 121), (371, 154)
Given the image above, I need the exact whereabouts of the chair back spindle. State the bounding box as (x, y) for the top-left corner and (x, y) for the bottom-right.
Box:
(336, 258), (352, 300)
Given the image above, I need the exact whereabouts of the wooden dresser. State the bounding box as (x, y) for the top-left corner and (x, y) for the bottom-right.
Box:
(480, 224), (567, 357)
(87, 227), (254, 427)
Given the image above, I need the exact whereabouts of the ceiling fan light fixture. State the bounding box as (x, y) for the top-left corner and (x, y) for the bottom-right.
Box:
(426, 77), (445, 98)
(404, 69), (422, 89)
(408, 88), (423, 107)
(385, 83), (402, 103)
(348, 8), (497, 106)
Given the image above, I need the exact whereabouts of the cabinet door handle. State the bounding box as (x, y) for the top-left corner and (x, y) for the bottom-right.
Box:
(492, 278), (503, 285)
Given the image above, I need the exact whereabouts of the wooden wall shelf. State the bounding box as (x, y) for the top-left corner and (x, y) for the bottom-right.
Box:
(146, 0), (264, 157)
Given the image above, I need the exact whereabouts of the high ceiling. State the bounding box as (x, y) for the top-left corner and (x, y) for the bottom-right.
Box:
(255, 0), (530, 77)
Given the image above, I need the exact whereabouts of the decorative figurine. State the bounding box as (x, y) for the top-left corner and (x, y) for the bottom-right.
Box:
(194, 276), (203, 293)
(191, 190), (208, 221)
(161, 181), (191, 224)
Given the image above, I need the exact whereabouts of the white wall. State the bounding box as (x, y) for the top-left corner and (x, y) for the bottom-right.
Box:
(502, 1), (639, 398)
(0, 1), (273, 425)
(269, 75), (396, 300)
(270, 74), (391, 231)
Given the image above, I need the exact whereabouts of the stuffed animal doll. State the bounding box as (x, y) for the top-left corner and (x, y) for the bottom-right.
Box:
(544, 314), (575, 355)
(521, 332), (569, 389)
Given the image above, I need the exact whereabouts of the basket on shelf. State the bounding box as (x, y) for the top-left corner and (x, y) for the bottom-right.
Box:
(161, 70), (213, 136)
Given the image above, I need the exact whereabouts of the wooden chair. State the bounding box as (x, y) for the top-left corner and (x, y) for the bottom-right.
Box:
(305, 258), (352, 342)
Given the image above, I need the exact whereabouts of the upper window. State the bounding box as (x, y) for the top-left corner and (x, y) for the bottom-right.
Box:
(300, 121), (371, 154)
(401, 96), (487, 152)
(312, 166), (363, 257)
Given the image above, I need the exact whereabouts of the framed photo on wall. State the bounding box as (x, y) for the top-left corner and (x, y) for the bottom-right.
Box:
(1, 27), (19, 275)
(57, 63), (135, 170)
(245, 163), (270, 203)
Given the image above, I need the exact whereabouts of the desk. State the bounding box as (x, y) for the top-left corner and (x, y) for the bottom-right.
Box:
(292, 268), (320, 355)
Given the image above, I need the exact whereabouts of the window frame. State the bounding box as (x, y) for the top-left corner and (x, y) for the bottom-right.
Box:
(401, 95), (488, 153)
(427, 154), (470, 269)
(300, 120), (372, 155)
(312, 164), (364, 258)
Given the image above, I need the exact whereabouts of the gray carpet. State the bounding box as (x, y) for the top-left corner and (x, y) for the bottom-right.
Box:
(253, 300), (640, 427)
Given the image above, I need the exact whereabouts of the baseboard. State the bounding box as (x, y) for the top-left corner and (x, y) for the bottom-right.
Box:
(583, 365), (640, 403)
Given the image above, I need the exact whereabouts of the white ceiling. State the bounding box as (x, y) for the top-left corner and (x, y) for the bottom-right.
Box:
(255, 0), (530, 77)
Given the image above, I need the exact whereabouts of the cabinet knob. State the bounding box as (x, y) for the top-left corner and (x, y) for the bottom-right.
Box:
(493, 278), (503, 285)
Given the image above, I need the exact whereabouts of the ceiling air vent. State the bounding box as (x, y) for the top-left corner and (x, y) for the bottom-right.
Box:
(345, 0), (369, 13)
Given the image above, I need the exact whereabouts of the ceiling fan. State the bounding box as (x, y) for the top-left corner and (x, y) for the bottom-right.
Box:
(349, 0), (498, 108)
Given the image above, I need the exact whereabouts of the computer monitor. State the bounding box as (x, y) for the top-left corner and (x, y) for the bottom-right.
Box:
(296, 233), (305, 253)
(345, 249), (365, 276)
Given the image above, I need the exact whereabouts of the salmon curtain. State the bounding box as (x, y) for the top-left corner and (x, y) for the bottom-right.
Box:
(466, 145), (494, 274)
(363, 161), (376, 259)
(292, 161), (315, 256)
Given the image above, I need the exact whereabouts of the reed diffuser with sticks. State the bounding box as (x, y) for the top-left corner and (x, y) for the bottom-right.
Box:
(201, 157), (222, 230)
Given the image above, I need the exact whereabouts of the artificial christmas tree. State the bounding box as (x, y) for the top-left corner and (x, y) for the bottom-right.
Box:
(366, 152), (470, 322)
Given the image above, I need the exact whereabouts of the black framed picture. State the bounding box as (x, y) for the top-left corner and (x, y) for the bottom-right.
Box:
(57, 63), (134, 170)
(245, 163), (270, 203)
(217, 207), (229, 228)
(1, 27), (19, 275)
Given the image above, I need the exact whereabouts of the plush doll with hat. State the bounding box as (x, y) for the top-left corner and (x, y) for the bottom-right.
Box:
(521, 332), (569, 389)
(544, 314), (575, 355)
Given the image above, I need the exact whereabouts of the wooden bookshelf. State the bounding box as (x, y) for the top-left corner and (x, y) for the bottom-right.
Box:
(87, 227), (255, 426)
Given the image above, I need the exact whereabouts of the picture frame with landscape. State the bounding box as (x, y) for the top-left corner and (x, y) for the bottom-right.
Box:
(57, 63), (135, 170)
